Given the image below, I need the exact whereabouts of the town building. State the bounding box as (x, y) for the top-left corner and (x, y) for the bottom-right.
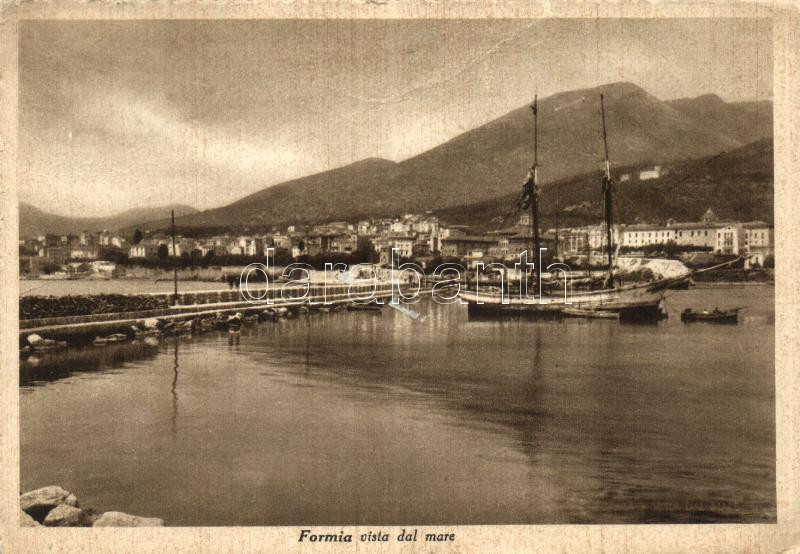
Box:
(742, 222), (774, 266)
(639, 165), (663, 180)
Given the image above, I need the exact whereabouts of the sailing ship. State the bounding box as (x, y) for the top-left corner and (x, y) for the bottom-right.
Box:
(458, 94), (689, 320)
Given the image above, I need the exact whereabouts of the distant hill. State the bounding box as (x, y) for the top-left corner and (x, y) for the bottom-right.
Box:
(135, 157), (399, 233)
(129, 82), (773, 232)
(667, 94), (772, 145)
(434, 137), (773, 229)
(19, 203), (198, 238)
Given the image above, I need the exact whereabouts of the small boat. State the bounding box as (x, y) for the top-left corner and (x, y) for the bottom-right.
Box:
(347, 302), (383, 312)
(680, 307), (740, 324)
(93, 333), (128, 345)
(563, 307), (619, 319)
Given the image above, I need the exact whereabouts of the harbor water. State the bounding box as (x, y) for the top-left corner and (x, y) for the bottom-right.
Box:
(20, 285), (775, 525)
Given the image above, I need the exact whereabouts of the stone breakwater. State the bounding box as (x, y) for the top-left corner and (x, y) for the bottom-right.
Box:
(19, 282), (404, 346)
(21, 294), (170, 320)
(20, 486), (163, 527)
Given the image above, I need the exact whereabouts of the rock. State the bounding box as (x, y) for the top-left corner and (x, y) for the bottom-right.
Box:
(80, 509), (102, 526)
(92, 511), (164, 527)
(141, 318), (159, 330)
(43, 504), (85, 527)
(20, 486), (79, 522)
(20, 510), (40, 527)
(27, 335), (63, 350)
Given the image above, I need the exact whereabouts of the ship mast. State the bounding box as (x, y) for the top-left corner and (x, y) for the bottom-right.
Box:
(554, 192), (560, 259)
(528, 95), (542, 286)
(600, 94), (614, 286)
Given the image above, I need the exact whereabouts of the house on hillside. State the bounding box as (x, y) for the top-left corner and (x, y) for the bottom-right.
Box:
(639, 165), (663, 180)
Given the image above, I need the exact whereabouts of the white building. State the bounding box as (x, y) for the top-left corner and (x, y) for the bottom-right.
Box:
(639, 165), (662, 180)
(621, 224), (672, 248)
(588, 224), (623, 251)
(128, 244), (150, 258)
(715, 225), (745, 256)
(669, 223), (717, 249)
(742, 222), (774, 266)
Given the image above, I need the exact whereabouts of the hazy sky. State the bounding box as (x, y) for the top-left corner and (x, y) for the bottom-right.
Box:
(19, 18), (772, 217)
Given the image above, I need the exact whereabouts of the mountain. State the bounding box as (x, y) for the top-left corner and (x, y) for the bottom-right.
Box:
(19, 203), (198, 238)
(137, 158), (399, 232)
(434, 137), (773, 229)
(132, 82), (773, 231)
(667, 94), (772, 145)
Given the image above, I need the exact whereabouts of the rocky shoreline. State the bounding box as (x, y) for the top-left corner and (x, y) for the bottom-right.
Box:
(20, 486), (163, 527)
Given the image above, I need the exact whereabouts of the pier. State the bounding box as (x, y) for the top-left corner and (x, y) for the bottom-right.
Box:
(20, 282), (407, 344)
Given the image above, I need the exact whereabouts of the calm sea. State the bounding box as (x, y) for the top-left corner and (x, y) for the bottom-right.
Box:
(20, 285), (775, 525)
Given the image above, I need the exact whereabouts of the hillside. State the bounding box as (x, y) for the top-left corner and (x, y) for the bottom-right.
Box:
(667, 95), (772, 145)
(140, 158), (399, 231)
(132, 82), (772, 232)
(19, 203), (198, 238)
(434, 137), (773, 229)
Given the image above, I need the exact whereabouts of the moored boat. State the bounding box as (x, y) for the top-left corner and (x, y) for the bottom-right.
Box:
(347, 302), (383, 312)
(563, 307), (620, 319)
(680, 307), (740, 324)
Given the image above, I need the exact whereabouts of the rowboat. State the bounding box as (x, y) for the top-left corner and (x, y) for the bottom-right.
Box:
(562, 307), (620, 319)
(347, 302), (383, 312)
(680, 307), (739, 324)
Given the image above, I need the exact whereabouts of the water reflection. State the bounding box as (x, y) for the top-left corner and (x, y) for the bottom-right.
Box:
(20, 340), (161, 387)
(171, 338), (179, 437)
(20, 286), (776, 524)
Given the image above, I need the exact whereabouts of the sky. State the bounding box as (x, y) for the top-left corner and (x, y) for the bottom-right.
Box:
(19, 18), (772, 217)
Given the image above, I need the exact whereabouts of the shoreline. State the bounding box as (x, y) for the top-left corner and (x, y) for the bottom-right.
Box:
(20, 486), (163, 527)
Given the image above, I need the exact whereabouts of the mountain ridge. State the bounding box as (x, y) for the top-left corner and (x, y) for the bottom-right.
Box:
(433, 136), (773, 229)
(19, 203), (198, 238)
(144, 81), (770, 231)
(25, 81), (772, 236)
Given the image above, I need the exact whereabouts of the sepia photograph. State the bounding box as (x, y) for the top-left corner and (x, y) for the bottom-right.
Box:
(3, 7), (798, 552)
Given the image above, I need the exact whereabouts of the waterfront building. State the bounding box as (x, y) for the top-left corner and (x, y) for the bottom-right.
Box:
(669, 222), (717, 249)
(488, 238), (511, 260)
(588, 223), (623, 251)
(441, 235), (497, 259)
(715, 225), (745, 256)
(621, 224), (669, 248)
(68, 245), (99, 260)
(742, 222), (774, 266)
(563, 228), (589, 256)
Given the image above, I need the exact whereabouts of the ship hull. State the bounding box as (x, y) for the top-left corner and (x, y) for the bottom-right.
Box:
(459, 277), (685, 320)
